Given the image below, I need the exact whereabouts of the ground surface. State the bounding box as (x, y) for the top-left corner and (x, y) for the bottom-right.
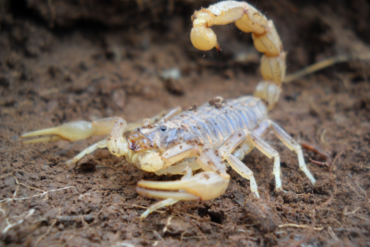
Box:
(1, 0), (370, 246)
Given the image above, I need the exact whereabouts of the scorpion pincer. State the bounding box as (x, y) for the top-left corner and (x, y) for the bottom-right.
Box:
(21, 1), (317, 219)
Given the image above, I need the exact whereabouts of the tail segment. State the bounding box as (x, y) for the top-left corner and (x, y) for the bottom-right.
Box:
(190, 1), (285, 110)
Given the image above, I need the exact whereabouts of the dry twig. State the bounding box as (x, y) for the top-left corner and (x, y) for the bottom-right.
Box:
(2, 209), (35, 234)
(34, 207), (61, 245)
(300, 142), (332, 167)
(278, 223), (324, 231)
(285, 53), (370, 83)
(328, 226), (339, 241)
(0, 177), (74, 203)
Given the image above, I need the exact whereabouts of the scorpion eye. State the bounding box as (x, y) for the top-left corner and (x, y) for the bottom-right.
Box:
(160, 126), (167, 132)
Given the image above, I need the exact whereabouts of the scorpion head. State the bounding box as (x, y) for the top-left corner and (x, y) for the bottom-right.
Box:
(128, 121), (183, 153)
(126, 120), (191, 172)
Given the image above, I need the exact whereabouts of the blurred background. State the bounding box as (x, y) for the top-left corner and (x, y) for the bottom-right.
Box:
(1, 0), (370, 119)
(1, 1), (370, 246)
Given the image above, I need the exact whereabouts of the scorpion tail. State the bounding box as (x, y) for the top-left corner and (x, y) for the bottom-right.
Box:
(190, 1), (286, 110)
(254, 53), (286, 110)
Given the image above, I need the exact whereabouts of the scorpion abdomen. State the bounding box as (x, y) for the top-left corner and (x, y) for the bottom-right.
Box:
(169, 96), (268, 149)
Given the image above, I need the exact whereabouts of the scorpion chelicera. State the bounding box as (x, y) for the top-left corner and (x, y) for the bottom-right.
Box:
(21, 1), (316, 219)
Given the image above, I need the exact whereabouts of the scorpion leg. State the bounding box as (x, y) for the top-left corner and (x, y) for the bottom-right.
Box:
(232, 140), (254, 160)
(218, 129), (282, 191)
(247, 132), (282, 191)
(225, 154), (259, 198)
(261, 120), (316, 185)
(140, 198), (178, 220)
(232, 120), (270, 160)
(66, 139), (108, 166)
(217, 130), (259, 197)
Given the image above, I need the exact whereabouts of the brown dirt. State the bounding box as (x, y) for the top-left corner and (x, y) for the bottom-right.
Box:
(1, 0), (370, 246)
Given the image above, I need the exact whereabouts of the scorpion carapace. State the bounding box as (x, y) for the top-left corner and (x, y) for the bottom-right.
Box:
(21, 1), (316, 219)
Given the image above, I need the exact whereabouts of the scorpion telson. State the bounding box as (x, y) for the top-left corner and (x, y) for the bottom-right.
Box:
(21, 1), (317, 219)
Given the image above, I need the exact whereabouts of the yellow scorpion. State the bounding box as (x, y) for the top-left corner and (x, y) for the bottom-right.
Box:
(21, 1), (316, 219)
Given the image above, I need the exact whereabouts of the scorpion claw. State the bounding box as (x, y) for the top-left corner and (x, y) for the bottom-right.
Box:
(21, 118), (118, 144)
(136, 172), (230, 201)
(21, 135), (64, 144)
(21, 121), (95, 143)
(136, 188), (200, 201)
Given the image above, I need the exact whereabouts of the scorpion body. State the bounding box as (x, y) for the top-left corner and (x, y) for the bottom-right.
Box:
(21, 1), (318, 219)
(137, 96), (267, 151)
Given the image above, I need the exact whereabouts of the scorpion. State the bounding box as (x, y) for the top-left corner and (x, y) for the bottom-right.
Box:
(21, 1), (316, 219)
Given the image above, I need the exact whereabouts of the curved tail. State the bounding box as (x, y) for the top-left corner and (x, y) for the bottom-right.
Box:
(190, 1), (285, 110)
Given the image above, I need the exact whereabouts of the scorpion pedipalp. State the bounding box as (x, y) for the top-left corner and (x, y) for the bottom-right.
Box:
(21, 118), (117, 143)
(137, 171), (230, 201)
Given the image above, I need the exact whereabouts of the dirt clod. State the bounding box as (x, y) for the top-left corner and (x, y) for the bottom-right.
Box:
(244, 199), (280, 233)
(209, 96), (226, 108)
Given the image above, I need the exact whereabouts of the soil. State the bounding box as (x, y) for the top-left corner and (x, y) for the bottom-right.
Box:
(1, 0), (370, 246)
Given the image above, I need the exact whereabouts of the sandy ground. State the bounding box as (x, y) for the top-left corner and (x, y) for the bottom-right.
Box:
(1, 0), (370, 246)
